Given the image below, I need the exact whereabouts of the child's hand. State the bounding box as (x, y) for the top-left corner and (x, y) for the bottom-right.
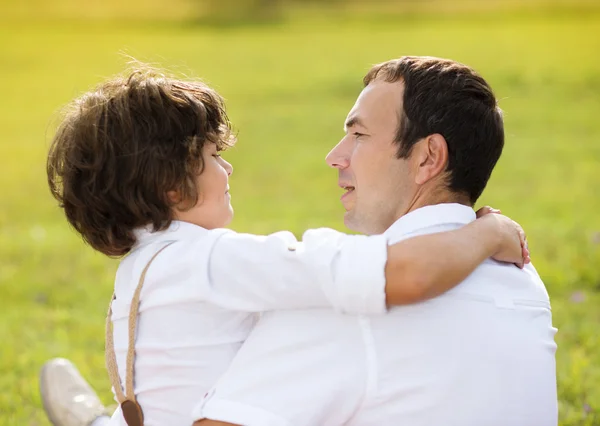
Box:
(477, 207), (530, 268)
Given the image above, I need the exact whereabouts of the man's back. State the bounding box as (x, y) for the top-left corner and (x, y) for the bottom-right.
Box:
(197, 205), (558, 426)
(349, 261), (557, 426)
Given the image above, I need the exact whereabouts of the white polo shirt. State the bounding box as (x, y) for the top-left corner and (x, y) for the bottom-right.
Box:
(195, 204), (558, 426)
(108, 221), (388, 426)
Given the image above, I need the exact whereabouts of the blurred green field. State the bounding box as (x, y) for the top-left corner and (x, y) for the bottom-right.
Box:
(1, 3), (599, 425)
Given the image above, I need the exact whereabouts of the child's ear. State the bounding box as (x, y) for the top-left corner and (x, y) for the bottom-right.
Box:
(166, 189), (181, 205)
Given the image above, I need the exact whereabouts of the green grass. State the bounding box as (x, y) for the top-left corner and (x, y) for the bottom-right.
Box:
(1, 4), (599, 425)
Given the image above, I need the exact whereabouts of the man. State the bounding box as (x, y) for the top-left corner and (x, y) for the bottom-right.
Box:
(193, 57), (558, 425)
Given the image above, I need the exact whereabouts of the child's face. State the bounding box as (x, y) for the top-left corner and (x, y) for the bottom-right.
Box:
(171, 142), (234, 229)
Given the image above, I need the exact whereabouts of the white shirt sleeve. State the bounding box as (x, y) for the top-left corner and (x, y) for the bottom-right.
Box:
(191, 310), (367, 426)
(203, 228), (387, 315)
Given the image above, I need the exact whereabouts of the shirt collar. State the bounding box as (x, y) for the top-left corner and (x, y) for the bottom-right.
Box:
(384, 203), (477, 240)
(132, 220), (209, 249)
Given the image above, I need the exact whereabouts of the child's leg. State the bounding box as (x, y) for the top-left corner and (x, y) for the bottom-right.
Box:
(40, 358), (111, 426)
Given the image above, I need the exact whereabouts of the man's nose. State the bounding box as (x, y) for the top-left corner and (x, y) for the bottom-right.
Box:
(325, 137), (350, 169)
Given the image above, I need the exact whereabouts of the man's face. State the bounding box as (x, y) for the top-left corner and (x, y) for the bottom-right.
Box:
(326, 80), (416, 235)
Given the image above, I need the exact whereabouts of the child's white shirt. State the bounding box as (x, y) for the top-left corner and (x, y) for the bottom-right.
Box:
(108, 220), (388, 425)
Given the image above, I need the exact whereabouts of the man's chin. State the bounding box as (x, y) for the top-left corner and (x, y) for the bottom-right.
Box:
(343, 210), (377, 235)
(343, 211), (360, 232)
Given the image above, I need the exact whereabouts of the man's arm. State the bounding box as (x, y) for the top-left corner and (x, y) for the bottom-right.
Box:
(191, 307), (370, 426)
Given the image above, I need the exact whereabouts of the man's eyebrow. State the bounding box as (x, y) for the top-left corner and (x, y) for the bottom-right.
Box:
(344, 116), (367, 131)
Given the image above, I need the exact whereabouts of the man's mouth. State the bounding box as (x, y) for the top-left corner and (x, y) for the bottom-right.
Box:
(341, 186), (355, 201)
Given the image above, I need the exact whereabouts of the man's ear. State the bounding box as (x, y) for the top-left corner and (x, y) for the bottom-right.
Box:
(414, 134), (449, 185)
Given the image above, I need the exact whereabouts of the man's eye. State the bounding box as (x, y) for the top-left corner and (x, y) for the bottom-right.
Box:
(353, 132), (365, 138)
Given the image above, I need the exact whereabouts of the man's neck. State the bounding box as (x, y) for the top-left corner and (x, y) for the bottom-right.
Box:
(365, 188), (472, 236)
(384, 202), (477, 242)
(397, 189), (472, 223)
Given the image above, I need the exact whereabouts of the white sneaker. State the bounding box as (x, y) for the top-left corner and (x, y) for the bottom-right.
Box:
(40, 358), (109, 426)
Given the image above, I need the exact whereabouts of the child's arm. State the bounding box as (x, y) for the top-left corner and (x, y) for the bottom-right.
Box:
(385, 212), (527, 306)
(202, 213), (526, 314)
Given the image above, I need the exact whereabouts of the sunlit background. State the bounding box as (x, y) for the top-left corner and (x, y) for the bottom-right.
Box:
(1, 0), (599, 424)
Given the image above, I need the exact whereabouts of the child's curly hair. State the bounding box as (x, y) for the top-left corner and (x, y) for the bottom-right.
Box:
(47, 67), (235, 256)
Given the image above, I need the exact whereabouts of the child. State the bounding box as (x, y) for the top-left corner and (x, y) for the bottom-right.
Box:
(43, 67), (527, 426)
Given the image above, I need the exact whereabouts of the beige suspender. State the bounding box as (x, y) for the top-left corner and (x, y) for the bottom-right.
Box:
(105, 242), (175, 426)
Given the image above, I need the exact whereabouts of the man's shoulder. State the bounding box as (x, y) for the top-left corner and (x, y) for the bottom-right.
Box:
(451, 260), (550, 305)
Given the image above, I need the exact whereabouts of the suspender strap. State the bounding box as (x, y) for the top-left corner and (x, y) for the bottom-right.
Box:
(105, 242), (175, 426)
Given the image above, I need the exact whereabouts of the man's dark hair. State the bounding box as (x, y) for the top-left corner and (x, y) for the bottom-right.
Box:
(364, 56), (504, 204)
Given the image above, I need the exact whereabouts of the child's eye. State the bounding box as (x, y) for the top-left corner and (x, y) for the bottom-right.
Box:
(213, 154), (221, 158)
